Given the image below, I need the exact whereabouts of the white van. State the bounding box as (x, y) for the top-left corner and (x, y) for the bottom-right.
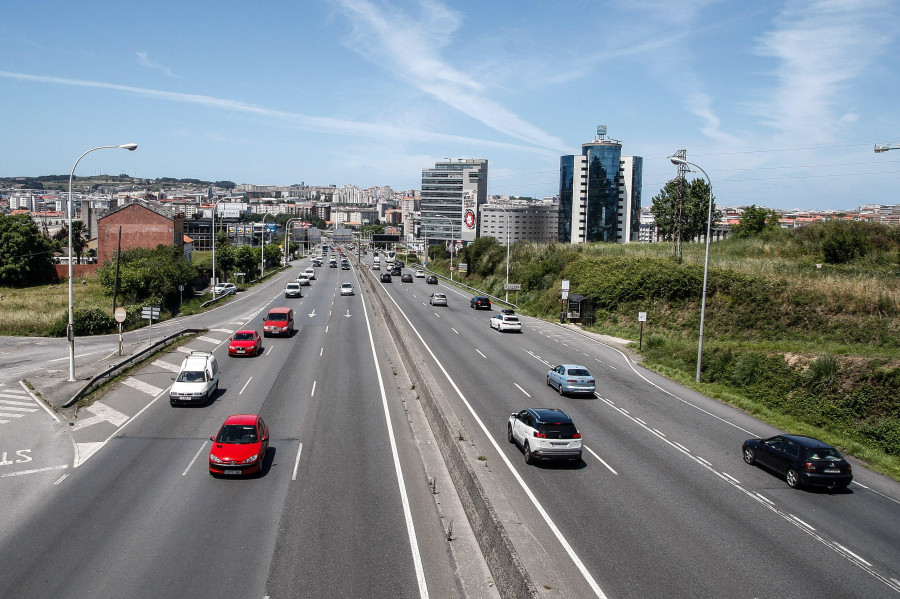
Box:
(170, 351), (219, 406)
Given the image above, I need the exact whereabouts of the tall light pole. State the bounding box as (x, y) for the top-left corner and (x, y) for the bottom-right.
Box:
(435, 215), (456, 281)
(668, 155), (713, 383)
(210, 198), (228, 299)
(67, 143), (137, 382)
(875, 143), (900, 153)
(283, 218), (299, 266)
(261, 213), (273, 277)
(497, 206), (511, 303)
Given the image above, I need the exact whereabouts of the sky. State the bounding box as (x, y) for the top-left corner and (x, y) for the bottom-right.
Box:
(1, 0), (898, 211)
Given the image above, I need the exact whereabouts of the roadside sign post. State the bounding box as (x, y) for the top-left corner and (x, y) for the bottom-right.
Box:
(141, 306), (160, 345)
(561, 280), (570, 323)
(638, 311), (647, 350)
(178, 284), (184, 309)
(114, 307), (127, 355)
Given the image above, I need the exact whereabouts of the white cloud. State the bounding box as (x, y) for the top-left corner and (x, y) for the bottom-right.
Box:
(331, 0), (570, 152)
(136, 51), (176, 77)
(753, 0), (890, 142)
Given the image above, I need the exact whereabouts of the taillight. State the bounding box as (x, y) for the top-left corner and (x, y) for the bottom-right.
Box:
(574, 432), (582, 439)
(804, 462), (817, 472)
(533, 431), (547, 438)
(588, 380), (595, 384)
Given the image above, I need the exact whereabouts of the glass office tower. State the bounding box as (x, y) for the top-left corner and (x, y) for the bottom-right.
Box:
(558, 127), (641, 244)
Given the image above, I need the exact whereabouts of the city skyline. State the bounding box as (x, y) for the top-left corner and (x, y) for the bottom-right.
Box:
(1, 0), (898, 211)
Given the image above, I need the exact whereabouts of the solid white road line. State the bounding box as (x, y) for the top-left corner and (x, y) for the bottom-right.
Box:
(584, 446), (618, 475)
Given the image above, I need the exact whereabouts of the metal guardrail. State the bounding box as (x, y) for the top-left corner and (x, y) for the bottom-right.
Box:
(63, 328), (205, 408)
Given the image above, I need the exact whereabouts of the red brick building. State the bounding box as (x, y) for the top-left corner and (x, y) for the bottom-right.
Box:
(97, 200), (185, 265)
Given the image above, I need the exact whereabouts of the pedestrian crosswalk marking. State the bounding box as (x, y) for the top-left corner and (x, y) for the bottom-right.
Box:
(152, 359), (181, 372)
(211, 328), (234, 334)
(0, 399), (36, 407)
(196, 336), (221, 344)
(121, 377), (163, 396)
(71, 403), (130, 431)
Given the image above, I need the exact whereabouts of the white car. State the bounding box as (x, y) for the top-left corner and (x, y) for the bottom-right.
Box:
(415, 270), (425, 278)
(304, 268), (316, 281)
(284, 282), (302, 298)
(213, 282), (237, 296)
(490, 313), (521, 332)
(508, 408), (582, 465)
(170, 352), (219, 406)
(296, 274), (311, 286)
(340, 283), (354, 296)
(429, 292), (447, 306)
(372, 263), (380, 270)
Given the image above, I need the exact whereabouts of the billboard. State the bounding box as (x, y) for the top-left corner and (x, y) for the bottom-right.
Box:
(461, 189), (478, 242)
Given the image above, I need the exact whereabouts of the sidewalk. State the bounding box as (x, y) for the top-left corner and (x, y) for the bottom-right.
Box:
(556, 322), (642, 363)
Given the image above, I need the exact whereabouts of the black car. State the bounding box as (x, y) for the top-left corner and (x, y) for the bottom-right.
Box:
(380, 272), (392, 283)
(391, 266), (402, 276)
(401, 273), (413, 282)
(500, 308), (515, 315)
(470, 296), (491, 310)
(742, 434), (852, 490)
(426, 275), (438, 285)
(396, 260), (405, 268)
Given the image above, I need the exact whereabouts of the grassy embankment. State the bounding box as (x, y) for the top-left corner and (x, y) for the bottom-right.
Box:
(424, 225), (900, 481)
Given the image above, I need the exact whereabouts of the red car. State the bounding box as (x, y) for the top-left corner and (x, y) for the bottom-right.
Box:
(209, 414), (269, 476)
(227, 330), (262, 357)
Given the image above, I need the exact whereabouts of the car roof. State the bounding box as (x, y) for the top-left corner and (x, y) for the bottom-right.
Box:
(223, 414), (259, 426)
(528, 408), (574, 423)
(234, 329), (256, 335)
(780, 434), (834, 448)
(558, 363), (589, 370)
(267, 307), (291, 313)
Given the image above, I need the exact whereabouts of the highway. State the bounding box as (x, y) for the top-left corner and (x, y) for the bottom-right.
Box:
(366, 253), (900, 598)
(1, 246), (898, 598)
(0, 253), (493, 599)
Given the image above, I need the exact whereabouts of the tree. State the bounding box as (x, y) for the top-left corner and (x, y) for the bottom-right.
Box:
(651, 177), (721, 258)
(97, 244), (197, 310)
(0, 214), (59, 286)
(732, 205), (780, 238)
(53, 221), (90, 264)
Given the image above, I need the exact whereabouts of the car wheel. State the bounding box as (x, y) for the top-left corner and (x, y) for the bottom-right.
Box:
(743, 447), (756, 465)
(524, 441), (535, 465)
(546, 376), (551, 387)
(557, 382), (564, 396)
(507, 424), (515, 444)
(786, 468), (802, 489)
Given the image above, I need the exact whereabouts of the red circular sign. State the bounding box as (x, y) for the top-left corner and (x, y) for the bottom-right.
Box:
(464, 210), (475, 229)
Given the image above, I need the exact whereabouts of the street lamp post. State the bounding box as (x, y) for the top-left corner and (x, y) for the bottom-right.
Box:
(498, 206), (511, 303)
(435, 216), (456, 281)
(261, 213), (273, 277)
(67, 143), (137, 382)
(210, 197), (229, 300)
(668, 155), (713, 383)
(874, 143), (900, 153)
(283, 218), (299, 266)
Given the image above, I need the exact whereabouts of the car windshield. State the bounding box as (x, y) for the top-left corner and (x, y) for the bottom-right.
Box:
(216, 424), (258, 444)
(808, 447), (844, 461)
(177, 370), (206, 382)
(567, 368), (591, 376)
(267, 312), (288, 322)
(233, 333), (255, 341)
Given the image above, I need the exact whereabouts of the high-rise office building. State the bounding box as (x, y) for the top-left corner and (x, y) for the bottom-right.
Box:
(559, 127), (642, 244)
(420, 158), (488, 245)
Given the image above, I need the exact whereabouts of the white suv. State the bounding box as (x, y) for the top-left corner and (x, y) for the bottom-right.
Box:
(170, 352), (219, 406)
(507, 408), (582, 465)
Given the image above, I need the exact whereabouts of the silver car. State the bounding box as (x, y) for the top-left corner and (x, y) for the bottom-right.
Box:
(546, 364), (596, 396)
(429, 292), (447, 306)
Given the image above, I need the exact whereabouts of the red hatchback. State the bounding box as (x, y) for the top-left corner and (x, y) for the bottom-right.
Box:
(227, 330), (262, 357)
(209, 414), (269, 477)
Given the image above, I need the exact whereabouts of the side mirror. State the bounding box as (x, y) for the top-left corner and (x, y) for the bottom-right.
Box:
(209, 436), (215, 442)
(171, 377), (176, 381)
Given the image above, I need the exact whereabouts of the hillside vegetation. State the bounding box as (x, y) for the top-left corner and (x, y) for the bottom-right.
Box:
(434, 221), (900, 479)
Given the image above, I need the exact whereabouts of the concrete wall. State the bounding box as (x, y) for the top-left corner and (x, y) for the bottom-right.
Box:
(97, 204), (184, 265)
